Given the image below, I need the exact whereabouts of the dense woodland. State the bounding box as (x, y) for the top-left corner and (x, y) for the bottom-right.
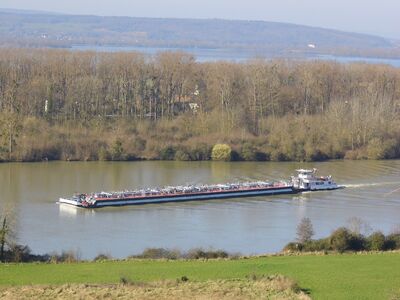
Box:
(0, 48), (399, 162)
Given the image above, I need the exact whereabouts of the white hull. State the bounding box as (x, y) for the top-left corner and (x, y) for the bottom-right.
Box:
(310, 183), (338, 191)
(58, 198), (81, 206)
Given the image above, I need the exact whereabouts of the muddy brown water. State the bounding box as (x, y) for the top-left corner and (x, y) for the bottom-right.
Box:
(0, 160), (399, 259)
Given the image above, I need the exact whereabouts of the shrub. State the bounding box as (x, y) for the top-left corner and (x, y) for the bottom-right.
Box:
(61, 143), (77, 161)
(174, 148), (191, 161)
(329, 230), (367, 252)
(133, 137), (147, 152)
(385, 233), (400, 250)
(139, 248), (180, 259)
(38, 146), (62, 161)
(230, 150), (241, 161)
(140, 248), (165, 259)
(6, 244), (31, 263)
(282, 242), (303, 252)
(303, 238), (330, 252)
(211, 144), (232, 161)
(367, 138), (384, 159)
(98, 146), (110, 161)
(120, 276), (133, 285)
(268, 274), (301, 293)
(58, 250), (80, 263)
(284, 225), (396, 253)
(284, 238), (331, 252)
(241, 143), (257, 161)
(348, 234), (367, 251)
(188, 143), (211, 160)
(111, 139), (124, 160)
(94, 253), (112, 261)
(329, 227), (352, 253)
(185, 248), (229, 259)
(344, 150), (359, 160)
(270, 149), (287, 161)
(308, 149), (329, 161)
(366, 138), (398, 160)
(368, 231), (386, 251)
(159, 146), (176, 160)
(255, 151), (268, 161)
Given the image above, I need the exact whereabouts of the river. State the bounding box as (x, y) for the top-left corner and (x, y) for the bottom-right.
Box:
(71, 45), (400, 67)
(0, 160), (399, 259)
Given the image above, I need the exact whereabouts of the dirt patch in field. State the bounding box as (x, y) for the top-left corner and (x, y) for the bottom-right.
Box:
(0, 275), (310, 299)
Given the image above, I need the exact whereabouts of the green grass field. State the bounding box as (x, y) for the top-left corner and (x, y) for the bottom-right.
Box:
(1, 252), (400, 299)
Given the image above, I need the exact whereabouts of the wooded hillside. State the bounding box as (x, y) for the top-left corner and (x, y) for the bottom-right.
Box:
(0, 9), (394, 55)
(0, 49), (399, 162)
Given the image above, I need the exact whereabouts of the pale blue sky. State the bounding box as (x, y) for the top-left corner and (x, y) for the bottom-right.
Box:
(1, 0), (399, 38)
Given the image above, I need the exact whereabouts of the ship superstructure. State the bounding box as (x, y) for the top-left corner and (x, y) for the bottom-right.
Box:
(291, 168), (338, 191)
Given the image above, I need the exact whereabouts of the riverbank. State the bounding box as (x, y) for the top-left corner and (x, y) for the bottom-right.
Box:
(2, 114), (399, 163)
(1, 252), (400, 299)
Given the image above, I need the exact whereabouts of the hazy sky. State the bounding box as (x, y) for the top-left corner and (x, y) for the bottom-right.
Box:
(2, 0), (399, 38)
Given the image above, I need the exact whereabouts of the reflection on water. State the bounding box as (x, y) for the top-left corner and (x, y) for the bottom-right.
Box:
(58, 204), (97, 218)
(0, 160), (399, 259)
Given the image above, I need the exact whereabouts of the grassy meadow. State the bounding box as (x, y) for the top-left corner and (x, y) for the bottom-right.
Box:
(1, 252), (400, 299)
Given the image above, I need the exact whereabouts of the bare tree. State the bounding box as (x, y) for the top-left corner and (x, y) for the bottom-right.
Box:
(296, 217), (315, 243)
(0, 215), (10, 262)
(0, 206), (16, 262)
(346, 217), (372, 236)
(0, 112), (22, 160)
(390, 224), (400, 235)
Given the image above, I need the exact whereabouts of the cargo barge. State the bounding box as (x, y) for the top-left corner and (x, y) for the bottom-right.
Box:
(58, 169), (340, 208)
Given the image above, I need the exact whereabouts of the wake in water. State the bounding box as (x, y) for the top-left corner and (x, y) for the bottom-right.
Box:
(344, 182), (400, 197)
(384, 187), (400, 197)
(344, 182), (399, 188)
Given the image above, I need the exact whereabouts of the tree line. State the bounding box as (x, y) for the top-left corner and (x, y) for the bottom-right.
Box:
(0, 48), (399, 162)
(285, 217), (400, 253)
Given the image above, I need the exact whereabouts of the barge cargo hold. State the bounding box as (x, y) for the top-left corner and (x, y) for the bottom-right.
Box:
(59, 182), (295, 208)
(58, 169), (340, 209)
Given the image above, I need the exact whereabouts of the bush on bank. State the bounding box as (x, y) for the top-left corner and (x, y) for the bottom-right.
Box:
(211, 144), (232, 161)
(131, 248), (231, 260)
(0, 246), (234, 263)
(284, 228), (400, 253)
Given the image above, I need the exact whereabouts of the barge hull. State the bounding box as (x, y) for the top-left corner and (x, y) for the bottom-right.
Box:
(59, 187), (296, 208)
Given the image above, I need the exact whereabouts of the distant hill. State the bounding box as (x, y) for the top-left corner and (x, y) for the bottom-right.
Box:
(0, 9), (395, 56)
(0, 8), (59, 15)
